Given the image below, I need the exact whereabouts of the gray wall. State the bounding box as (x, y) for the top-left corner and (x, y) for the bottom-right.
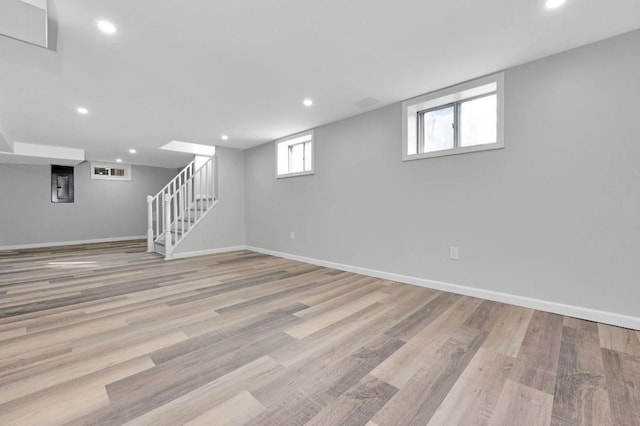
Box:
(0, 162), (177, 247)
(245, 30), (640, 318)
(174, 147), (246, 254)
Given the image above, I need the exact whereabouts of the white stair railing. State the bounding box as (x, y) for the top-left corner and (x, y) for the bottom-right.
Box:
(146, 156), (218, 259)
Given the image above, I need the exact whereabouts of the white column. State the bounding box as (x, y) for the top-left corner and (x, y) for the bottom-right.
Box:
(146, 195), (154, 252)
(163, 192), (172, 260)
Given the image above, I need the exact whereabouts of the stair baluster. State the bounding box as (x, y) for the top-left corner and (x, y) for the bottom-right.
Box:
(146, 156), (218, 259)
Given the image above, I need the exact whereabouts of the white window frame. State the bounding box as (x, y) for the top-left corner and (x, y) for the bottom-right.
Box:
(402, 73), (504, 161)
(275, 130), (314, 178)
(90, 162), (132, 181)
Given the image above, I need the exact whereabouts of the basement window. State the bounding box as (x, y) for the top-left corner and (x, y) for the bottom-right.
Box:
(402, 73), (504, 160)
(276, 130), (314, 178)
(90, 162), (132, 181)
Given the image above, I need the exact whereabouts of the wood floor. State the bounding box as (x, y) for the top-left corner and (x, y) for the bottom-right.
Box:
(0, 241), (639, 425)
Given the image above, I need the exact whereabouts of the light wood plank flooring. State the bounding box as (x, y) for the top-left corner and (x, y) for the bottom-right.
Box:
(0, 240), (639, 425)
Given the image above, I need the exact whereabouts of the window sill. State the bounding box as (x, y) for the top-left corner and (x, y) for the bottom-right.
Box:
(402, 142), (504, 161)
(276, 170), (315, 179)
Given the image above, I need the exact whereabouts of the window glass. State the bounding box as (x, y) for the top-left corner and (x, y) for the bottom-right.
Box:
(304, 141), (312, 171)
(459, 94), (497, 147)
(402, 73), (503, 160)
(421, 106), (455, 153)
(289, 143), (305, 173)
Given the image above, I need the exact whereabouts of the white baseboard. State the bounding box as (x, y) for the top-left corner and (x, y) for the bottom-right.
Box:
(246, 245), (640, 330)
(171, 245), (248, 260)
(0, 236), (146, 251)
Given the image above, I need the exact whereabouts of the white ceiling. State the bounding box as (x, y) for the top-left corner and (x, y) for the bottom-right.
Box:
(0, 0), (639, 168)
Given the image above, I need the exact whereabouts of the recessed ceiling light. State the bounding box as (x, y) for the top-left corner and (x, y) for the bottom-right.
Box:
(76, 107), (89, 115)
(545, 0), (566, 9)
(97, 20), (117, 35)
(129, 149), (137, 154)
(221, 135), (229, 141)
(116, 158), (122, 163)
(303, 99), (313, 107)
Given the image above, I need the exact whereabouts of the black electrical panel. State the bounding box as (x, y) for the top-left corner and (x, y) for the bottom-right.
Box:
(51, 165), (74, 203)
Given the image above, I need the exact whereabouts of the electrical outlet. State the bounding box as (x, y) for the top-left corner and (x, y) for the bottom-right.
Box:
(450, 246), (460, 260)
(290, 231), (295, 240)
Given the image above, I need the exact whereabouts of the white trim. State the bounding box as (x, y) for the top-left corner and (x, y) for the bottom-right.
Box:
(0, 236), (146, 251)
(171, 245), (248, 260)
(276, 170), (314, 179)
(404, 141), (504, 160)
(402, 73), (504, 161)
(245, 246), (640, 330)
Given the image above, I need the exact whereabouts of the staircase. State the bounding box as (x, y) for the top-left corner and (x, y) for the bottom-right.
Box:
(146, 155), (218, 259)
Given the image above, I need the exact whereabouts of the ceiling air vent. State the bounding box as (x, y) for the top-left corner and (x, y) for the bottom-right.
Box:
(0, 0), (48, 48)
(353, 97), (380, 109)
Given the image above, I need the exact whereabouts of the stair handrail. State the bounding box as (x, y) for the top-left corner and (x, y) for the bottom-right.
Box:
(153, 160), (195, 201)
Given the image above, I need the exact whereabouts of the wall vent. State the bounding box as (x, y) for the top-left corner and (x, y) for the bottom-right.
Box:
(353, 97), (379, 109)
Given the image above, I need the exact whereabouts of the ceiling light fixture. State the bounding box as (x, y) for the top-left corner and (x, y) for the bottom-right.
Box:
(303, 99), (313, 107)
(97, 20), (117, 34)
(545, 0), (566, 9)
(76, 107), (89, 115)
(221, 135), (229, 141)
(129, 149), (137, 154)
(116, 158), (122, 163)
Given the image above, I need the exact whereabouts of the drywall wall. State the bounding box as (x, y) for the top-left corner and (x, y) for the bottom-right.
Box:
(0, 162), (177, 247)
(245, 29), (640, 319)
(173, 147), (246, 255)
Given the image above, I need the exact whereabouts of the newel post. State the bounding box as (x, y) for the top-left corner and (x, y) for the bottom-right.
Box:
(163, 192), (173, 260)
(146, 195), (154, 252)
